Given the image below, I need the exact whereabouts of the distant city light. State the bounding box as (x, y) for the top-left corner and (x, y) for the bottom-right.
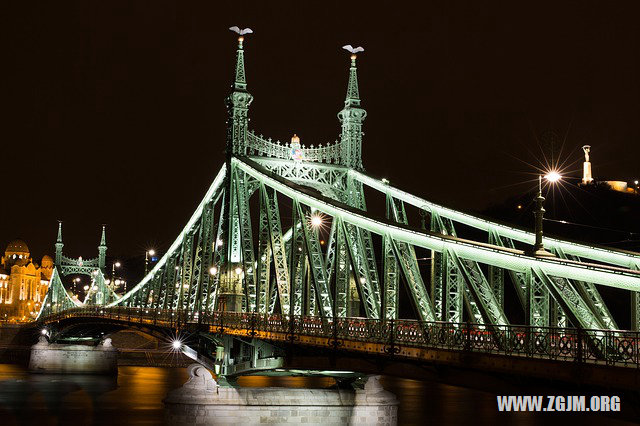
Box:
(544, 171), (562, 183)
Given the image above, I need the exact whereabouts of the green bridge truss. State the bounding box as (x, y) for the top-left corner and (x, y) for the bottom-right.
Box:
(38, 31), (640, 335)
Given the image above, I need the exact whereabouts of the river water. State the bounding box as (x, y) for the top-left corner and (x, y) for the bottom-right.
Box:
(0, 364), (635, 425)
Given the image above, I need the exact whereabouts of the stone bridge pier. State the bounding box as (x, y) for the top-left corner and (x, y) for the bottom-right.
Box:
(164, 364), (398, 425)
(29, 336), (118, 374)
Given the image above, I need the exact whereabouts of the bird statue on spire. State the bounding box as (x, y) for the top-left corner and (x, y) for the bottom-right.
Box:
(342, 44), (364, 59)
(229, 26), (253, 42)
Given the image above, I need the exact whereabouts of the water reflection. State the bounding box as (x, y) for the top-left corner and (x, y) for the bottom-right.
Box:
(0, 365), (185, 426)
(0, 365), (636, 425)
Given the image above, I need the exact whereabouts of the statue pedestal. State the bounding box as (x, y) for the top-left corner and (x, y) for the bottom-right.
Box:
(164, 364), (398, 425)
(29, 336), (118, 375)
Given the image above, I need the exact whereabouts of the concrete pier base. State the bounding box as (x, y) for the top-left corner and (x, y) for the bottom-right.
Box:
(164, 364), (398, 425)
(29, 336), (118, 374)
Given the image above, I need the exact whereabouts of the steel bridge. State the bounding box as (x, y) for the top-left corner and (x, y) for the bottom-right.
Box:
(36, 32), (640, 385)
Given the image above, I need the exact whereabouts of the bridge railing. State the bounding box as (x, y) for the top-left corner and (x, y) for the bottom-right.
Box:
(40, 307), (640, 368)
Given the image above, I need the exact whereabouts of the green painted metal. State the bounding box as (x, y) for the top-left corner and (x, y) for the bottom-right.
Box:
(296, 202), (333, 317)
(39, 34), (640, 339)
(261, 185), (291, 315)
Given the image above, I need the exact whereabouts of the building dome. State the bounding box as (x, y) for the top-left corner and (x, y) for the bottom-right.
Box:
(6, 239), (29, 256)
(41, 255), (54, 268)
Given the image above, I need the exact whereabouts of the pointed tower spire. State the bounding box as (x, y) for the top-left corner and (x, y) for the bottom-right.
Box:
(345, 54), (361, 107)
(55, 221), (64, 266)
(234, 36), (247, 91)
(226, 26), (254, 155)
(98, 225), (107, 271)
(100, 225), (107, 247)
(338, 45), (367, 171)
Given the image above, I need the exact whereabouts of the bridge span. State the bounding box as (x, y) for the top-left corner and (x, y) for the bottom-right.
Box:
(40, 306), (640, 390)
(33, 30), (640, 392)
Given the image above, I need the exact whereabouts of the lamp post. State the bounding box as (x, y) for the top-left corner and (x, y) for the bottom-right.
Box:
(531, 172), (562, 255)
(112, 261), (121, 289)
(145, 249), (155, 275)
(533, 176), (546, 254)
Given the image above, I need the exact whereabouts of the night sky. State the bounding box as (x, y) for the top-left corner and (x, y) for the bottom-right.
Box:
(3, 1), (639, 264)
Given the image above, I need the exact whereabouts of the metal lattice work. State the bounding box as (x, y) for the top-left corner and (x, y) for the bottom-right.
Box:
(38, 33), (640, 344)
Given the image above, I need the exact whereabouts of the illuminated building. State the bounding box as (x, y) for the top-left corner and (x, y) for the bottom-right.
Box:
(0, 239), (52, 321)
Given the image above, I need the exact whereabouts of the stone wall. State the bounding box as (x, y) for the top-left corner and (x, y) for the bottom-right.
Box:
(29, 336), (118, 374)
(164, 364), (397, 425)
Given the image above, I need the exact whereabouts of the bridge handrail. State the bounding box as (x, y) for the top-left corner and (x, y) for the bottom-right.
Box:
(40, 307), (640, 368)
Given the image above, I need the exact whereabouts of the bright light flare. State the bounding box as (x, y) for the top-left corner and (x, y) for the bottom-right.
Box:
(172, 340), (182, 350)
(544, 171), (562, 183)
(148, 249), (155, 256)
(209, 266), (218, 275)
(310, 215), (323, 228)
(41, 328), (48, 335)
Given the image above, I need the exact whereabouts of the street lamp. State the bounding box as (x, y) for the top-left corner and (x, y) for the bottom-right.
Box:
(73, 277), (81, 293)
(531, 173), (562, 255)
(544, 171), (562, 183)
(310, 215), (323, 228)
(112, 261), (121, 287)
(145, 249), (156, 275)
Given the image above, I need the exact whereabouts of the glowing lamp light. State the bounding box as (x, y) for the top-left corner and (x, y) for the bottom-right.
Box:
(310, 215), (323, 228)
(209, 266), (218, 275)
(41, 328), (48, 335)
(235, 267), (243, 275)
(172, 340), (182, 350)
(544, 171), (562, 183)
(148, 249), (155, 256)
(115, 262), (121, 268)
(83, 285), (89, 291)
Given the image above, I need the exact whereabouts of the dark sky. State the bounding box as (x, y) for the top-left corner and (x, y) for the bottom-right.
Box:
(2, 1), (639, 262)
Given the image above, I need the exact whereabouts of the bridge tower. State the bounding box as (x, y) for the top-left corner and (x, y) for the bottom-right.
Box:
(98, 225), (107, 271)
(53, 222), (108, 276)
(55, 221), (63, 265)
(338, 52), (367, 171)
(225, 33), (253, 156)
(218, 31), (254, 312)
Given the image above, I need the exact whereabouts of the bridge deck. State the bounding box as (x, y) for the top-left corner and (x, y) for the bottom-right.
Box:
(41, 307), (640, 369)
